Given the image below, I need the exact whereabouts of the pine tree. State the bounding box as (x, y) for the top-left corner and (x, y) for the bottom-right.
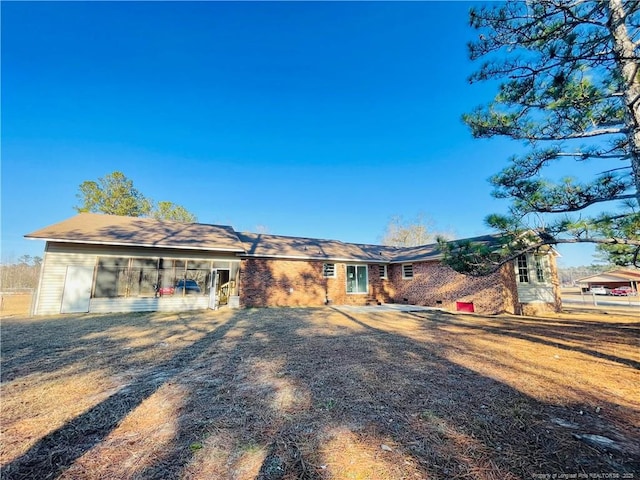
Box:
(442, 0), (640, 275)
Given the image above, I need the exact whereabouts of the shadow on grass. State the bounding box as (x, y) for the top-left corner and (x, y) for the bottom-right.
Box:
(0, 311), (215, 383)
(130, 309), (640, 478)
(409, 312), (640, 370)
(1, 313), (241, 480)
(2, 308), (639, 479)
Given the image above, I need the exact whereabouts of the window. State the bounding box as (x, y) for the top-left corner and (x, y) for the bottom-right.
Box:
(379, 264), (388, 279)
(517, 255), (529, 283)
(346, 265), (368, 294)
(535, 255), (548, 283)
(323, 263), (336, 278)
(402, 264), (414, 279)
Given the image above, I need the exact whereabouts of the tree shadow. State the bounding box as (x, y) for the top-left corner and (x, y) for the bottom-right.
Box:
(123, 308), (639, 478)
(408, 312), (640, 370)
(1, 309), (224, 385)
(3, 307), (638, 479)
(1, 313), (242, 480)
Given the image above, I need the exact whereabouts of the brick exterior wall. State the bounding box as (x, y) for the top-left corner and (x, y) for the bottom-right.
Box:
(502, 261), (521, 315)
(240, 259), (324, 307)
(240, 259), (390, 307)
(386, 261), (519, 315)
(239, 258), (536, 315)
(549, 253), (563, 312)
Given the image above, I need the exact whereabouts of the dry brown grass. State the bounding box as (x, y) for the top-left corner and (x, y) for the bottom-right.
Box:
(1, 307), (638, 479)
(0, 294), (32, 316)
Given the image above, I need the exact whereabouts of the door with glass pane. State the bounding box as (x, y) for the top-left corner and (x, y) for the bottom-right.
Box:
(216, 269), (231, 305)
(346, 265), (368, 294)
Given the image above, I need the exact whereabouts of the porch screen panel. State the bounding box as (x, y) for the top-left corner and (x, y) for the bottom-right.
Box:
(157, 259), (183, 293)
(230, 263), (240, 295)
(92, 257), (222, 298)
(172, 260), (187, 288)
(94, 257), (128, 298)
(130, 258), (158, 297)
(187, 260), (211, 295)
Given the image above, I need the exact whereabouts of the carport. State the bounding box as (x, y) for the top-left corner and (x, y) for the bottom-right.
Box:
(575, 268), (640, 293)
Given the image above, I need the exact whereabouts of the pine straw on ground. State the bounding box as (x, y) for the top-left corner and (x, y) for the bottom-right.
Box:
(1, 307), (638, 479)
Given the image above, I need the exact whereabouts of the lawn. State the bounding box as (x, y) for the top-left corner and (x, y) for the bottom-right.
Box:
(1, 307), (638, 479)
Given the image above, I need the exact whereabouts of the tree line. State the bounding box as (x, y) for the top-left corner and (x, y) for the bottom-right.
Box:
(0, 256), (42, 291)
(557, 264), (613, 287)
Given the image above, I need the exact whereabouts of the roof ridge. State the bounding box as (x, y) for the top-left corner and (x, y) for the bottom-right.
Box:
(75, 212), (238, 230)
(27, 214), (508, 263)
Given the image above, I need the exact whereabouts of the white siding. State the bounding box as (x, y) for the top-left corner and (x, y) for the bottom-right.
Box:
(89, 296), (209, 313)
(515, 253), (555, 304)
(35, 248), (97, 315)
(34, 242), (239, 315)
(516, 284), (555, 303)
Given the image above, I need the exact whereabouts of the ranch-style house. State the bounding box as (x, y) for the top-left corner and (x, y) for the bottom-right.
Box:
(25, 213), (561, 316)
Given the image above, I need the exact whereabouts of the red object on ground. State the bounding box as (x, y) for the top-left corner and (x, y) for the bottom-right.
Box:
(456, 301), (475, 313)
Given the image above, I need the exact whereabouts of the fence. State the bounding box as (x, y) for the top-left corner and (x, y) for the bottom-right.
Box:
(1, 289), (35, 316)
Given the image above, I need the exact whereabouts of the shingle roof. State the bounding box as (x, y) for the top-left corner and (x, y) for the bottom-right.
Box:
(25, 213), (245, 252)
(378, 234), (505, 263)
(237, 232), (392, 262)
(25, 213), (506, 263)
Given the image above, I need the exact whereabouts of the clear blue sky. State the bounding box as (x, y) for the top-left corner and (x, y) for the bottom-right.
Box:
(2, 1), (597, 267)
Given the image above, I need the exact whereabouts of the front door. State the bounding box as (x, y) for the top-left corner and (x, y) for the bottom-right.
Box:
(217, 269), (231, 305)
(61, 266), (94, 313)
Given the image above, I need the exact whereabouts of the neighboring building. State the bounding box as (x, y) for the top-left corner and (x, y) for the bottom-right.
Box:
(25, 213), (561, 316)
(575, 269), (640, 293)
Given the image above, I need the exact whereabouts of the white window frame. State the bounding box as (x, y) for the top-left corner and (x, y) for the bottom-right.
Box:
(535, 256), (545, 283)
(516, 255), (529, 283)
(323, 263), (336, 278)
(402, 263), (414, 280)
(515, 253), (537, 285)
(515, 253), (552, 285)
(534, 255), (551, 284)
(345, 264), (368, 294)
(379, 264), (388, 279)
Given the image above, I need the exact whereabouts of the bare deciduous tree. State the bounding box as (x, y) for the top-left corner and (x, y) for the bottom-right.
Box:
(381, 214), (454, 247)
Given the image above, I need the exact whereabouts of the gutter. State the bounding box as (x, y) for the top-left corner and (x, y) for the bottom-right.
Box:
(25, 237), (246, 253)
